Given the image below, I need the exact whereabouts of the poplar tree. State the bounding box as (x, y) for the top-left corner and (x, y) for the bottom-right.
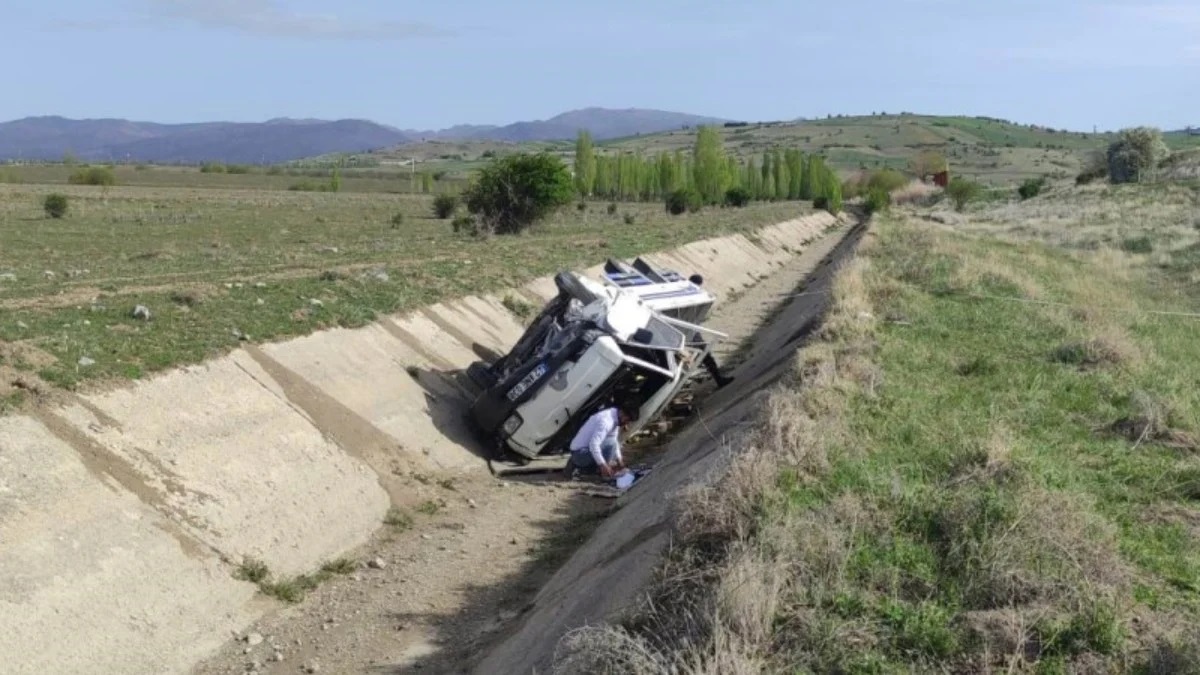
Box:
(761, 152), (773, 199)
(574, 131), (596, 196)
(772, 149), (785, 201)
(691, 126), (728, 204)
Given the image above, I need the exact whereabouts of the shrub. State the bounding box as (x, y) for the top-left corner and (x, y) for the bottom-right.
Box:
(432, 193), (459, 219)
(724, 186), (752, 207)
(225, 164), (250, 175)
(1106, 127), (1170, 184)
(1018, 176), (1047, 200)
(43, 193), (69, 219)
(665, 188), (702, 215)
(606, 202), (619, 215)
(867, 168), (908, 194)
(451, 213), (477, 235)
(288, 180), (326, 192)
(623, 212), (636, 225)
(462, 153), (574, 235)
(945, 177), (983, 211)
(68, 166), (116, 186)
(199, 163), (226, 174)
(864, 187), (891, 215)
(390, 212), (404, 228)
(576, 201), (588, 212)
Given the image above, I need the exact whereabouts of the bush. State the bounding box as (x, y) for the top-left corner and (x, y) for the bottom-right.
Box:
(68, 166), (116, 186)
(463, 153), (574, 235)
(432, 193), (459, 219)
(1018, 176), (1047, 200)
(606, 202), (619, 215)
(451, 213), (477, 235)
(945, 177), (983, 211)
(390, 212), (404, 228)
(288, 180), (326, 192)
(724, 186), (752, 207)
(43, 193), (69, 219)
(576, 201), (588, 212)
(864, 187), (891, 215)
(199, 163), (226, 174)
(623, 212), (636, 225)
(1106, 127), (1170, 184)
(867, 168), (908, 194)
(665, 188), (702, 215)
(225, 164), (250, 175)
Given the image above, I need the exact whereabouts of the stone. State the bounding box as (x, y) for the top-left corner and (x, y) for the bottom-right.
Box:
(131, 305), (152, 321)
(304, 662), (321, 674)
(77, 356), (96, 367)
(16, 321), (28, 329)
(255, 282), (267, 289)
(467, 499), (477, 508)
(309, 299), (324, 308)
(256, 298), (265, 306)
(272, 651), (284, 662)
(43, 270), (55, 279)
(245, 632), (264, 646)
(0, 273), (16, 282)
(368, 557), (387, 569)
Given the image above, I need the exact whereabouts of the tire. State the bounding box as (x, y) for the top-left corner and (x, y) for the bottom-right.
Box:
(466, 361), (497, 389)
(554, 271), (598, 305)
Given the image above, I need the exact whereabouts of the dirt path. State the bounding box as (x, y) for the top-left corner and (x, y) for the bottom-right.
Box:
(192, 225), (851, 675)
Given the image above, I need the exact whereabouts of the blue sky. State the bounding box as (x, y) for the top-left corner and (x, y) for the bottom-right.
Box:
(2, 0), (1196, 131)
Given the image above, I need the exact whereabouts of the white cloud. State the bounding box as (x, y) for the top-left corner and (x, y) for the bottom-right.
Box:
(143, 0), (451, 40)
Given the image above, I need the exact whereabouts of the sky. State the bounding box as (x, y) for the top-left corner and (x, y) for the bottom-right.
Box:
(1, 0), (1197, 131)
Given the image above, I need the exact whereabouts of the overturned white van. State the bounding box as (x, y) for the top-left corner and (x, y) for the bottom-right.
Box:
(468, 258), (725, 464)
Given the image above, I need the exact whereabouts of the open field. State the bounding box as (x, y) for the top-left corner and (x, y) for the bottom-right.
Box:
(0, 183), (808, 392)
(559, 184), (1200, 672)
(254, 115), (1200, 189)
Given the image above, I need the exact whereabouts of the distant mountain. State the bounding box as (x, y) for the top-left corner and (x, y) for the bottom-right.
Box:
(0, 108), (727, 163)
(0, 117), (411, 163)
(405, 108), (727, 143)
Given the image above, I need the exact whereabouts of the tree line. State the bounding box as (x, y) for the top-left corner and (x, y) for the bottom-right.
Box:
(573, 127), (842, 211)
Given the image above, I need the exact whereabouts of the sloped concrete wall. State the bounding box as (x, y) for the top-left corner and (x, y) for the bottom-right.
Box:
(0, 211), (837, 675)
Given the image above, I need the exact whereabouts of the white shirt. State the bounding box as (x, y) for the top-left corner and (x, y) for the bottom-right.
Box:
(569, 408), (622, 467)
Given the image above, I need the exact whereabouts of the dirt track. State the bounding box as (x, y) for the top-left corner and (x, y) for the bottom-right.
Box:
(192, 222), (860, 675)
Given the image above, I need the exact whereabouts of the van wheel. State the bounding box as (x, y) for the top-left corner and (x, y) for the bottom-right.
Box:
(554, 271), (597, 304)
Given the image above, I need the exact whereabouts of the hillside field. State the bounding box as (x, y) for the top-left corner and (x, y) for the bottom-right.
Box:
(0, 182), (808, 396)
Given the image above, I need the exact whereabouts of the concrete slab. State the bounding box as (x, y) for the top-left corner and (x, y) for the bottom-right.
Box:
(0, 414), (257, 675)
(261, 323), (486, 471)
(58, 354), (390, 577)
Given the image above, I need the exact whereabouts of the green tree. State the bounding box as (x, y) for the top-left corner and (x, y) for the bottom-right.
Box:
(574, 130), (596, 196)
(800, 154), (818, 200)
(786, 150), (804, 199)
(1106, 127), (1170, 184)
(758, 150), (768, 196)
(691, 126), (728, 204)
(772, 149), (786, 200)
(945, 177), (983, 211)
(463, 152), (574, 234)
(330, 169), (341, 193)
(745, 157), (761, 199)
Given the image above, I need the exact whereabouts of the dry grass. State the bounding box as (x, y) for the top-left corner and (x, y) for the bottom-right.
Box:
(557, 189), (1200, 672)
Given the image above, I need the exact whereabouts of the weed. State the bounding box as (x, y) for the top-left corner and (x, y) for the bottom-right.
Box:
(384, 507), (414, 530)
(320, 558), (357, 575)
(416, 500), (441, 516)
(234, 557), (270, 584)
(502, 295), (536, 321)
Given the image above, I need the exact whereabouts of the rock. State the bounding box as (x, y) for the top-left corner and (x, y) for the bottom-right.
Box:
(131, 305), (152, 321)
(467, 499), (478, 508)
(0, 273), (16, 282)
(272, 651), (284, 662)
(43, 270), (55, 279)
(255, 298), (265, 306)
(364, 268), (389, 282)
(309, 299), (324, 308)
(231, 328), (249, 341)
(304, 662), (321, 674)
(235, 282), (244, 289)
(78, 356), (96, 367)
(245, 632), (264, 646)
(254, 282), (267, 289)
(420, 533), (432, 541)
(242, 647), (252, 654)
(224, 283), (233, 289)
(82, 320), (90, 326)
(499, 609), (520, 621)
(368, 557), (387, 569)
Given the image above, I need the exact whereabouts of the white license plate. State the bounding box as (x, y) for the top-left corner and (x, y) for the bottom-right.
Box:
(507, 362), (548, 401)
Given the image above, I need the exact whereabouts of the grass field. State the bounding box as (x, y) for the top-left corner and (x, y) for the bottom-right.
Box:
(0, 182), (807, 393)
(559, 183), (1200, 672)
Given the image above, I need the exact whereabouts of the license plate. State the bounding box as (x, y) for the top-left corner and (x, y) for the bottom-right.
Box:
(507, 362), (548, 401)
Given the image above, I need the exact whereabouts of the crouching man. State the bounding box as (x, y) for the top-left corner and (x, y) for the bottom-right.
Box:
(563, 402), (640, 480)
